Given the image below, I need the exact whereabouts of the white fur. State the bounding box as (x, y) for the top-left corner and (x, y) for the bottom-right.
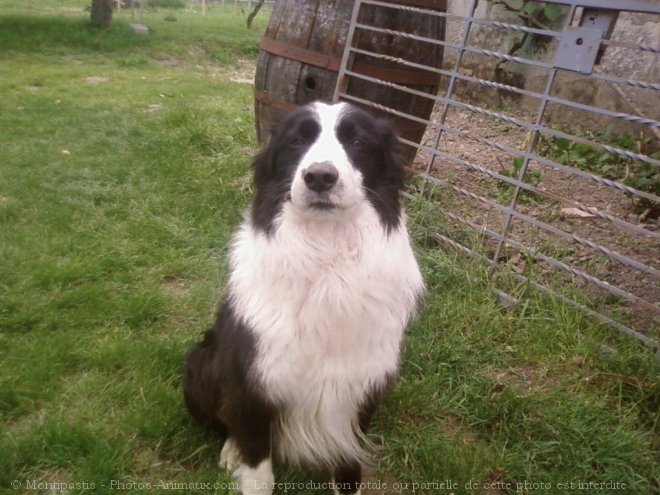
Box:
(219, 437), (242, 471)
(234, 459), (274, 495)
(228, 204), (422, 467)
(220, 439), (274, 495)
(227, 101), (424, 469)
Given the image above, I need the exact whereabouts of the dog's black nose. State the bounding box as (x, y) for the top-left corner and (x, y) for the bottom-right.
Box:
(303, 162), (339, 192)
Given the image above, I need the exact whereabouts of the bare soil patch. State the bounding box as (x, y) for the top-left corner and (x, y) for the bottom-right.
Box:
(412, 105), (658, 338)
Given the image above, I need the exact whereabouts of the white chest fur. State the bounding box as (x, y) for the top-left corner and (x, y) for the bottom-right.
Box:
(227, 202), (423, 467)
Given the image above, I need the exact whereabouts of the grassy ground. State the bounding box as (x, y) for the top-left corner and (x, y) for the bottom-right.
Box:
(0, 3), (658, 495)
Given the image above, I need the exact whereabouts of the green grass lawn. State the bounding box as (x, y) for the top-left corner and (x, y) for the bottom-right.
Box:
(0, 3), (658, 495)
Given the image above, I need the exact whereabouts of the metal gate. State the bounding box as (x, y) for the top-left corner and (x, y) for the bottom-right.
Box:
(334, 0), (659, 350)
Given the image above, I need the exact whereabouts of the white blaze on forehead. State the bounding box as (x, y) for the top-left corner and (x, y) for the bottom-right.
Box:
(311, 101), (349, 130)
(302, 102), (349, 164)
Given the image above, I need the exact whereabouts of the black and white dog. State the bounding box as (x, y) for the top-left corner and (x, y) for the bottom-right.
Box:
(183, 101), (424, 495)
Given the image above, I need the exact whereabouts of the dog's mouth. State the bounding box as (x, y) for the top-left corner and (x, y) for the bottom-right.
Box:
(286, 194), (340, 211)
(309, 201), (338, 211)
(303, 190), (342, 211)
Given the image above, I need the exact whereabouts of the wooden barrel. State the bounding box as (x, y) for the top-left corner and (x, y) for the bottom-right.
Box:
(254, 0), (446, 161)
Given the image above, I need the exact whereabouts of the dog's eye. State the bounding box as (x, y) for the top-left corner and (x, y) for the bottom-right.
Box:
(350, 138), (366, 150)
(289, 137), (306, 148)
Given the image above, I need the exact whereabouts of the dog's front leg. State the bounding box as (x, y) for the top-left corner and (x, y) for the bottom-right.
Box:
(220, 436), (274, 495)
(220, 401), (275, 495)
(332, 388), (384, 495)
(334, 460), (362, 495)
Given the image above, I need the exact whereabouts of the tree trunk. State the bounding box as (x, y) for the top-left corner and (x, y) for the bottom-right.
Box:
(91, 0), (113, 28)
(247, 0), (265, 29)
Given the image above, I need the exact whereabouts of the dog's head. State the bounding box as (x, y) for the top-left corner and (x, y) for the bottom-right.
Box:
(251, 101), (405, 234)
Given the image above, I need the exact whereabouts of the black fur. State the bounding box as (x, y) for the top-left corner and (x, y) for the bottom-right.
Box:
(251, 106), (321, 235)
(336, 106), (405, 232)
(183, 300), (275, 468)
(334, 461), (362, 495)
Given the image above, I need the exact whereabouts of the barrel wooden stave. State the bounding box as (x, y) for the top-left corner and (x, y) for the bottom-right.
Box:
(254, 0), (446, 159)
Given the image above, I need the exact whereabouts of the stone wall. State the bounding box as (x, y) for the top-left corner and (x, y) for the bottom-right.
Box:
(440, 0), (659, 134)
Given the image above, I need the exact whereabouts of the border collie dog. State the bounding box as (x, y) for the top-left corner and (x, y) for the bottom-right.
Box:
(183, 101), (424, 495)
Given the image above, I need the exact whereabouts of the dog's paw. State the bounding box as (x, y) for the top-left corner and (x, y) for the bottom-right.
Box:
(219, 437), (242, 472)
(235, 459), (274, 495)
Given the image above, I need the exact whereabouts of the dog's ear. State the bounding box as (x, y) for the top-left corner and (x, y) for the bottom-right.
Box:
(251, 142), (276, 185)
(269, 108), (288, 133)
(252, 108), (282, 178)
(252, 109), (291, 183)
(376, 118), (406, 190)
(258, 107), (288, 142)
